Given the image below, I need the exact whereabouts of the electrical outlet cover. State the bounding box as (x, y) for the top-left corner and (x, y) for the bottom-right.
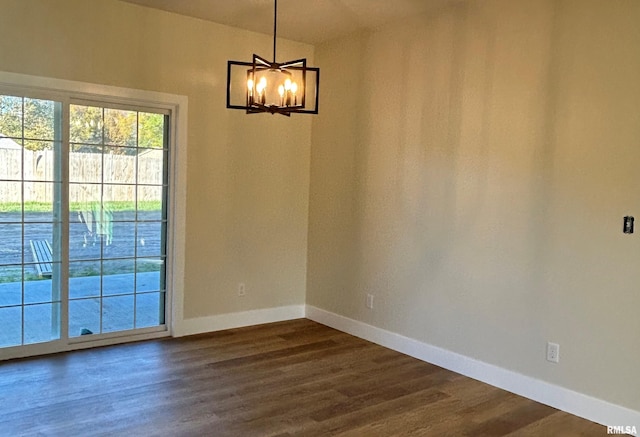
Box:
(366, 294), (374, 309)
(546, 342), (560, 363)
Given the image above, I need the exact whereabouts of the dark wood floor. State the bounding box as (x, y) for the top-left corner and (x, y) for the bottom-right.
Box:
(0, 319), (604, 436)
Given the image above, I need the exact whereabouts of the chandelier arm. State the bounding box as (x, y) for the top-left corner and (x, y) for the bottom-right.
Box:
(273, 0), (278, 63)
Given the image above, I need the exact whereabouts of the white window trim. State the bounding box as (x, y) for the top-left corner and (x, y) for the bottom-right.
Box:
(0, 71), (188, 360)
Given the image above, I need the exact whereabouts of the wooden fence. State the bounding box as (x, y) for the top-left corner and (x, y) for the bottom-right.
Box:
(0, 148), (164, 203)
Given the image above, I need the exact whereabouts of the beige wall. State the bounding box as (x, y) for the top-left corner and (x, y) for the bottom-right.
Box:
(0, 0), (313, 318)
(308, 0), (640, 411)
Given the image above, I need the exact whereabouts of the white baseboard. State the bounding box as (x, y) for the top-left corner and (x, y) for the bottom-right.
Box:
(175, 304), (305, 337)
(305, 305), (640, 435)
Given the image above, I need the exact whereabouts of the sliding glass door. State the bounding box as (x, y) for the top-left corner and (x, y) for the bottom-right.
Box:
(0, 93), (169, 352)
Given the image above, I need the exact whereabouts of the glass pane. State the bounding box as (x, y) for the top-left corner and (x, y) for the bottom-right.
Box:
(137, 149), (165, 185)
(70, 105), (103, 145)
(71, 186), (104, 248)
(23, 141), (57, 182)
(69, 261), (101, 299)
(138, 185), (164, 221)
(136, 292), (163, 328)
(24, 98), (56, 141)
(102, 259), (135, 295)
(84, 203), (114, 248)
(0, 306), (22, 347)
(69, 221), (101, 258)
(0, 266), (22, 307)
(69, 298), (100, 337)
(136, 221), (163, 257)
(70, 145), (103, 183)
(103, 294), (134, 333)
(0, 224), (23, 265)
(103, 184), (135, 212)
(23, 203), (58, 222)
(136, 258), (163, 292)
(24, 302), (60, 345)
(24, 266), (54, 304)
(104, 108), (137, 147)
(23, 182), (56, 220)
(104, 147), (136, 184)
(0, 181), (22, 220)
(107, 223), (135, 258)
(0, 144), (22, 181)
(0, 95), (23, 138)
(138, 112), (165, 149)
(70, 183), (101, 209)
(24, 223), (59, 267)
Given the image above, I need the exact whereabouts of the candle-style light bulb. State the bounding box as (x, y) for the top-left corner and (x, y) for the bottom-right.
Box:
(278, 84), (285, 106)
(256, 80), (266, 105)
(247, 78), (254, 104)
(291, 82), (298, 105)
(283, 78), (292, 106)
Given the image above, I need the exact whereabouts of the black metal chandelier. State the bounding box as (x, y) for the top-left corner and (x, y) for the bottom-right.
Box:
(226, 0), (320, 116)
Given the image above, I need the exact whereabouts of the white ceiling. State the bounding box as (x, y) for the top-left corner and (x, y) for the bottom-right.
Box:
(120, 0), (458, 45)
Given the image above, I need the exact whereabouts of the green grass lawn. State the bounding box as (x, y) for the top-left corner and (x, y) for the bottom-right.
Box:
(0, 266), (41, 283)
(0, 201), (162, 213)
(1, 262), (162, 284)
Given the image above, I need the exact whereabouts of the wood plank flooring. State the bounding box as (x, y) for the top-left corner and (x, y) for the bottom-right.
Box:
(0, 319), (606, 436)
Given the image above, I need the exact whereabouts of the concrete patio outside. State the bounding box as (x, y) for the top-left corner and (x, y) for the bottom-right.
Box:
(0, 271), (163, 348)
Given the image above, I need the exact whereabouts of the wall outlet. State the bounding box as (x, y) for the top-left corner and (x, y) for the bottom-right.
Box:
(546, 342), (560, 363)
(238, 283), (246, 297)
(366, 293), (374, 309)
